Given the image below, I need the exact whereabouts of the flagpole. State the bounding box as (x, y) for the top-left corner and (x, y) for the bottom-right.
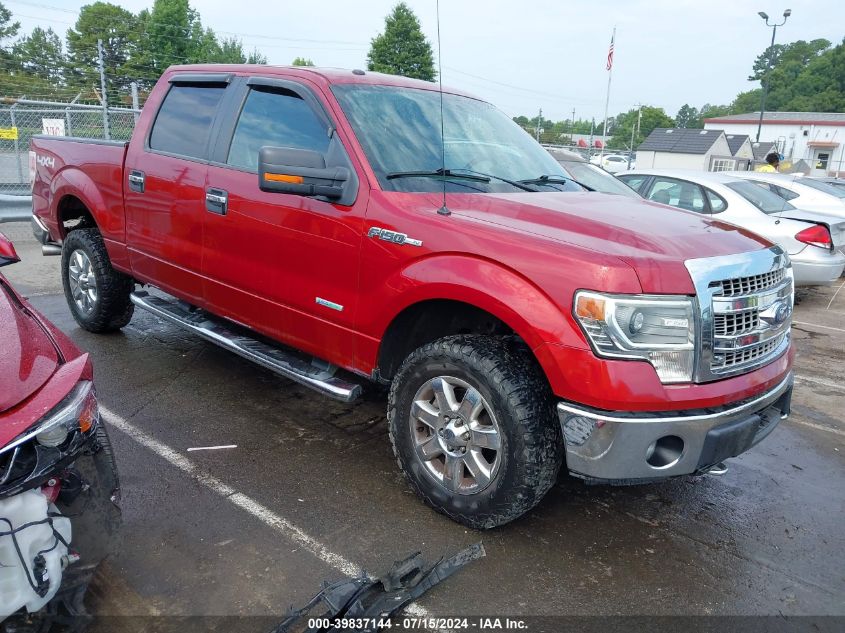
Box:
(601, 26), (615, 160)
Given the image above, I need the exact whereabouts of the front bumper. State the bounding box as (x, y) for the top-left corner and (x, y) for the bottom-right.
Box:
(557, 372), (793, 483)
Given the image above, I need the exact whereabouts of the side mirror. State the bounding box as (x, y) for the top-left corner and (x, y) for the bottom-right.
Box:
(258, 146), (349, 200)
(0, 232), (20, 268)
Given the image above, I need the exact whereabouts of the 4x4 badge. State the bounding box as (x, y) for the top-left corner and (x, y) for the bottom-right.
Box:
(367, 227), (423, 247)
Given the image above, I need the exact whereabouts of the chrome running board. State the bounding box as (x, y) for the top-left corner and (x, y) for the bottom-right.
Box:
(130, 291), (362, 403)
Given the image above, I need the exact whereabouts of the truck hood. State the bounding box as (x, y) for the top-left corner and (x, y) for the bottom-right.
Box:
(451, 192), (771, 293)
(0, 279), (60, 413)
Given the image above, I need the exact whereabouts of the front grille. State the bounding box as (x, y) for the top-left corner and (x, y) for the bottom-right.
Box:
(686, 248), (793, 382)
(715, 334), (786, 369)
(714, 309), (759, 336)
(715, 269), (785, 297)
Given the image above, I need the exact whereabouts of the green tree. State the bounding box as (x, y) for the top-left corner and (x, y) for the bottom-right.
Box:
(732, 89), (763, 113)
(0, 0), (20, 72)
(367, 2), (435, 81)
(292, 56), (315, 66)
(12, 27), (64, 83)
(66, 2), (140, 98)
(136, 0), (198, 74)
(675, 104), (700, 128)
(611, 106), (674, 149)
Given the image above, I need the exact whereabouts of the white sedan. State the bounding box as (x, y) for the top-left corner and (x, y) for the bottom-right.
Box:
(617, 169), (845, 287)
(725, 171), (845, 218)
(589, 154), (632, 173)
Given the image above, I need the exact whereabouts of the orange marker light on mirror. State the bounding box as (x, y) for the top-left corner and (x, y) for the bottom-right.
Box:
(265, 173), (304, 184)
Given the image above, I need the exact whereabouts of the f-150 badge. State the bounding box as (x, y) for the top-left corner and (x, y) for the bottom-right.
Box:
(367, 227), (423, 247)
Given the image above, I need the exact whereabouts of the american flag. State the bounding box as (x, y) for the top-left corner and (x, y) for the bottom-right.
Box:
(606, 32), (615, 71)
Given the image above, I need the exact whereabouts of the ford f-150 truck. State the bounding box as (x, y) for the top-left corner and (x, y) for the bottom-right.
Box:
(30, 65), (795, 528)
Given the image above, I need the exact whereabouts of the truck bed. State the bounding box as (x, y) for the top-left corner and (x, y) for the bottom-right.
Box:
(30, 135), (129, 248)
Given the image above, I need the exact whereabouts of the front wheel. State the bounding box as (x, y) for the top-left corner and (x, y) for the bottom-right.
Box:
(61, 228), (134, 333)
(388, 335), (563, 529)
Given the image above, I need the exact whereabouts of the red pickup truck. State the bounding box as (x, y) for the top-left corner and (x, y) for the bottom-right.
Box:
(31, 65), (795, 528)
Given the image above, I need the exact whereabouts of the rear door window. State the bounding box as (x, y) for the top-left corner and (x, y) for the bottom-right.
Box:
(149, 84), (227, 159)
(647, 178), (707, 213)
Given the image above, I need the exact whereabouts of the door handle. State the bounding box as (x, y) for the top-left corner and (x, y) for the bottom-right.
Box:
(128, 170), (145, 193)
(206, 188), (228, 215)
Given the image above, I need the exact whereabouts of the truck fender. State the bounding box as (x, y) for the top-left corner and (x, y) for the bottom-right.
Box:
(368, 254), (586, 374)
(48, 167), (111, 239)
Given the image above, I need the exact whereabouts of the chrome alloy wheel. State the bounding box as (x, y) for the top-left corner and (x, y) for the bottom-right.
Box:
(68, 249), (98, 316)
(409, 376), (503, 495)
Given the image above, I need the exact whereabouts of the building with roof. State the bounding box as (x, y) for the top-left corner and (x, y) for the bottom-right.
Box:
(703, 112), (845, 177)
(635, 128), (739, 171)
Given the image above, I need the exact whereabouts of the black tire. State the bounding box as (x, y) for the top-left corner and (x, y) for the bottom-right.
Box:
(61, 228), (134, 333)
(388, 335), (563, 529)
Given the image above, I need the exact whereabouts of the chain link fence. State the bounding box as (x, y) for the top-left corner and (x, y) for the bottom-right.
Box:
(0, 100), (140, 198)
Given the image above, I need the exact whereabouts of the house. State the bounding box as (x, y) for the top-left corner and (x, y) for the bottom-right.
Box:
(704, 112), (845, 177)
(725, 134), (754, 168)
(635, 128), (737, 171)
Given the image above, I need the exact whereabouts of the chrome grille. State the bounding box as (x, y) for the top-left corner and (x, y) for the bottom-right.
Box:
(715, 335), (786, 368)
(715, 269), (785, 297)
(685, 247), (793, 382)
(714, 309), (759, 336)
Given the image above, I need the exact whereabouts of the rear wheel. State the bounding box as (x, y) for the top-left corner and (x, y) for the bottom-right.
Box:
(388, 335), (563, 529)
(61, 229), (134, 332)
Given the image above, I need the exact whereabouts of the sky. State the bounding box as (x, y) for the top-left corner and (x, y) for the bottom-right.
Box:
(6, 0), (845, 122)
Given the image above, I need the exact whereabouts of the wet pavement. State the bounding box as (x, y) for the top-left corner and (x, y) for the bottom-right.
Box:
(1, 221), (843, 626)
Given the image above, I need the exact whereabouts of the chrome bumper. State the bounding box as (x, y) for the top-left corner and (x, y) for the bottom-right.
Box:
(557, 372), (793, 483)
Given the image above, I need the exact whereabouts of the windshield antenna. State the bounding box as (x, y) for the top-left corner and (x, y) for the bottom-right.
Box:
(435, 0), (450, 216)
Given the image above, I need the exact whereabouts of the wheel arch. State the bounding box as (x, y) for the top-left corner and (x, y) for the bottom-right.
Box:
(371, 255), (579, 383)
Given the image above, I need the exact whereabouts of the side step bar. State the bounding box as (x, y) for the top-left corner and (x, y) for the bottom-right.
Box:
(130, 291), (362, 403)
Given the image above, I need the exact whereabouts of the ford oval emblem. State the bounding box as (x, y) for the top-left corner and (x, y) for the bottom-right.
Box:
(774, 302), (791, 325)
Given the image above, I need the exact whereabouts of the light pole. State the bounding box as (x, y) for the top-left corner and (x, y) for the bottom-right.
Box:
(756, 9), (791, 142)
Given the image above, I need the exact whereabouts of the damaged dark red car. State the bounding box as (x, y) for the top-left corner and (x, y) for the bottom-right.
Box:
(0, 233), (120, 624)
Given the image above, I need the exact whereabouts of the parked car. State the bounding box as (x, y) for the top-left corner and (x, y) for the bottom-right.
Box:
(589, 153), (632, 173)
(545, 147), (641, 197)
(618, 170), (845, 286)
(31, 65), (795, 528)
(0, 233), (120, 623)
(812, 176), (845, 192)
(726, 171), (845, 218)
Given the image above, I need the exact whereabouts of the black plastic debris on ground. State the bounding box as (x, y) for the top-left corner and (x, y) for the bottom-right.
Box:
(273, 542), (486, 633)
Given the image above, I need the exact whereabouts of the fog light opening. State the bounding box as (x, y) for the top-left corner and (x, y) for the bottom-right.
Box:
(646, 435), (684, 469)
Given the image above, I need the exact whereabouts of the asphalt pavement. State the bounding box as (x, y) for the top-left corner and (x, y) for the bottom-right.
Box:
(1, 221), (843, 630)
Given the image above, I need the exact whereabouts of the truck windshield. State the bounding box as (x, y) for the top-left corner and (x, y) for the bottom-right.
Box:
(332, 85), (571, 193)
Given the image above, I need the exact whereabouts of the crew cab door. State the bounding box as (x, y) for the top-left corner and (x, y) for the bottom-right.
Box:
(202, 76), (365, 367)
(124, 74), (231, 304)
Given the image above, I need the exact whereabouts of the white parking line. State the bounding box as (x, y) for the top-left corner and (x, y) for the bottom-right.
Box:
(795, 374), (844, 392)
(793, 321), (845, 334)
(99, 405), (432, 619)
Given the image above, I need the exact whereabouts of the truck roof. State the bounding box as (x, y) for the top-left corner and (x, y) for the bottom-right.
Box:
(164, 64), (478, 99)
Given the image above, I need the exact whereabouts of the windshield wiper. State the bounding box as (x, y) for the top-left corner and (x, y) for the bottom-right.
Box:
(386, 168), (491, 183)
(386, 168), (540, 193)
(518, 175), (595, 192)
(447, 168), (539, 192)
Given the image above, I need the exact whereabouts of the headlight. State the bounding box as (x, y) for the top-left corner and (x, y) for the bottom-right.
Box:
(574, 291), (696, 383)
(32, 381), (98, 448)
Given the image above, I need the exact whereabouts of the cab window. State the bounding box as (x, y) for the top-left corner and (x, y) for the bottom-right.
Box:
(227, 87), (330, 172)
